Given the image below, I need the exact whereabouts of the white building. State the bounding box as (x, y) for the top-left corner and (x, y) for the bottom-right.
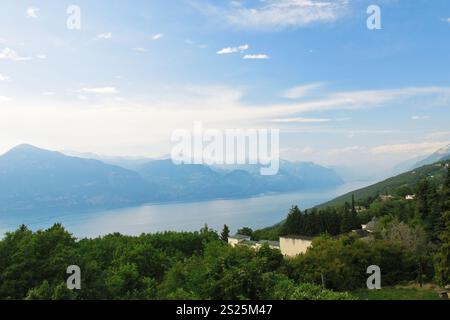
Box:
(228, 234), (280, 250)
(228, 234), (314, 257)
(228, 234), (252, 247)
(279, 236), (313, 257)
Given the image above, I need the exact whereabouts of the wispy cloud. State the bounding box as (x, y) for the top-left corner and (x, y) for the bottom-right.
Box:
(0, 48), (32, 62)
(194, 0), (349, 30)
(0, 96), (12, 102)
(26, 7), (39, 18)
(0, 73), (10, 81)
(217, 44), (249, 55)
(411, 115), (431, 120)
(243, 54), (270, 59)
(81, 87), (118, 94)
(133, 47), (148, 53)
(283, 83), (323, 99)
(96, 33), (112, 40)
(370, 141), (450, 155)
(151, 33), (164, 40)
(272, 117), (349, 123)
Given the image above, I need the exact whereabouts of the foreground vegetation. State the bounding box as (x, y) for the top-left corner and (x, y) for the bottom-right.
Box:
(0, 224), (355, 300)
(0, 162), (448, 300)
(352, 285), (445, 300)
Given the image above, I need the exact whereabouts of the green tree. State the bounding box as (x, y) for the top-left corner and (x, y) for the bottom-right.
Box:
(434, 211), (450, 287)
(237, 227), (253, 237)
(220, 224), (230, 242)
(281, 206), (303, 235)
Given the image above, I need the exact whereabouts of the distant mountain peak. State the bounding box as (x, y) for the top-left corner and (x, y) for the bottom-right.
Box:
(436, 144), (450, 155)
(10, 143), (41, 151)
(412, 144), (450, 169)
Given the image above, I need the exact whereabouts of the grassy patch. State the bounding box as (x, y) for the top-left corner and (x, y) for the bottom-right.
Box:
(352, 285), (447, 300)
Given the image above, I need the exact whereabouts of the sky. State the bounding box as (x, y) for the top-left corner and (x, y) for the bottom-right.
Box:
(0, 0), (450, 170)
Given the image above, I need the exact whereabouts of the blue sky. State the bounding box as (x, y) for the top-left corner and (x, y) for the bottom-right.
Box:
(0, 0), (449, 169)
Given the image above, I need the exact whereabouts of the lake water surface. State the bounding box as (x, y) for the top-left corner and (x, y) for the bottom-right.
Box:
(0, 182), (368, 238)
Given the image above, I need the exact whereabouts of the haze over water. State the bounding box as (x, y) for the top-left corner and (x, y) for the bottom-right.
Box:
(0, 182), (367, 238)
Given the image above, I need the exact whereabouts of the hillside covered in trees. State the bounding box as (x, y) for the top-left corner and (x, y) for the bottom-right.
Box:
(0, 162), (448, 300)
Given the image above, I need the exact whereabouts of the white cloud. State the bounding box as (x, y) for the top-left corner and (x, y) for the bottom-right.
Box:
(0, 48), (32, 62)
(243, 54), (270, 59)
(0, 96), (12, 102)
(151, 33), (164, 40)
(272, 117), (331, 123)
(370, 141), (450, 155)
(97, 33), (112, 40)
(195, 0), (349, 30)
(427, 131), (450, 138)
(0, 74), (10, 81)
(42, 92), (56, 96)
(133, 47), (148, 53)
(272, 117), (350, 123)
(217, 44), (249, 55)
(411, 115), (431, 120)
(37, 54), (46, 59)
(81, 87), (118, 94)
(26, 7), (39, 18)
(283, 83), (323, 99)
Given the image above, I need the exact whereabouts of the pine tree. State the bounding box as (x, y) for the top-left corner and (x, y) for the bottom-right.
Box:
(434, 211), (450, 286)
(220, 224), (230, 242)
(443, 165), (450, 211)
(351, 194), (357, 215)
(416, 179), (430, 221)
(281, 206), (303, 236)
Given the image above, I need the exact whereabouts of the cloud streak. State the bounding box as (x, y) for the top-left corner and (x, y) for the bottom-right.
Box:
(194, 0), (349, 30)
(217, 44), (249, 55)
(26, 7), (39, 18)
(0, 48), (32, 62)
(243, 54), (270, 59)
(81, 87), (118, 94)
(370, 141), (450, 155)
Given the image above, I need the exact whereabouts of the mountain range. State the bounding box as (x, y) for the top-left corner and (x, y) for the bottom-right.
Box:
(0, 144), (344, 213)
(391, 144), (450, 175)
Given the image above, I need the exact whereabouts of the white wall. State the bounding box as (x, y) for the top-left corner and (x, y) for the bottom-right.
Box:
(280, 237), (312, 257)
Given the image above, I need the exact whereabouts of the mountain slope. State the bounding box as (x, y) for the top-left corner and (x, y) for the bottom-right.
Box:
(136, 159), (344, 200)
(0, 145), (345, 212)
(317, 160), (449, 208)
(0, 145), (156, 212)
(413, 144), (450, 169)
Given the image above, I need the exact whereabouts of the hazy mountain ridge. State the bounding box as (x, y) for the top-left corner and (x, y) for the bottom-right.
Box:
(317, 160), (449, 209)
(0, 145), (344, 212)
(0, 145), (158, 212)
(413, 144), (450, 169)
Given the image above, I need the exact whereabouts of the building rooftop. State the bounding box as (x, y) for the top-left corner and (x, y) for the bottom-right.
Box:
(229, 234), (251, 240)
(258, 240), (280, 247)
(280, 235), (314, 241)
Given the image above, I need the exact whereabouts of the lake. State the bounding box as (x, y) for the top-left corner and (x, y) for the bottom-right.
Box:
(0, 182), (368, 238)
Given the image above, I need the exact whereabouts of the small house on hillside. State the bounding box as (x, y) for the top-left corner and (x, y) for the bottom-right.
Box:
(228, 234), (252, 247)
(380, 195), (394, 201)
(279, 236), (313, 257)
(228, 234), (280, 250)
(405, 194), (416, 200)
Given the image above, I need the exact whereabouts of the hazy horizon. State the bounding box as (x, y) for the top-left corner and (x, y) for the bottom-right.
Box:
(1, 0), (450, 171)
